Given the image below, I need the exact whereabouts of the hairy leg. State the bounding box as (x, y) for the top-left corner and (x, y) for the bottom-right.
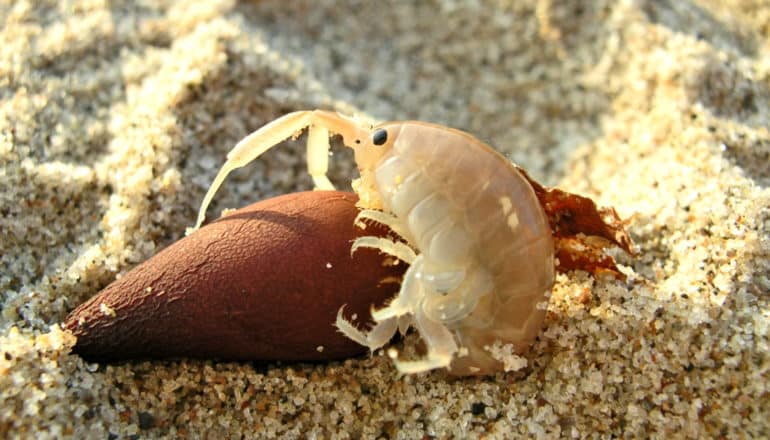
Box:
(351, 236), (417, 265)
(354, 209), (414, 245)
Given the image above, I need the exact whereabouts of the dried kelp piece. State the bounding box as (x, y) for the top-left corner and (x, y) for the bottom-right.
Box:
(65, 191), (404, 362)
(517, 166), (635, 278)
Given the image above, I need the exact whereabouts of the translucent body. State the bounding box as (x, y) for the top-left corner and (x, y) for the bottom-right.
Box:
(369, 122), (554, 374)
(192, 111), (555, 375)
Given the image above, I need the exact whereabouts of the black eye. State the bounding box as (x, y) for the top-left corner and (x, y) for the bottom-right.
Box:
(372, 128), (388, 146)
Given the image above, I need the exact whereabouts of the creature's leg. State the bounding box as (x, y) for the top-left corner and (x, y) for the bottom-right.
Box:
(422, 266), (493, 324)
(351, 236), (416, 264)
(192, 110), (363, 231)
(392, 307), (458, 374)
(307, 124), (335, 191)
(371, 256), (424, 322)
(365, 316), (399, 349)
(334, 306), (369, 346)
(335, 306), (398, 351)
(397, 315), (413, 335)
(354, 209), (414, 245)
(335, 248), (413, 351)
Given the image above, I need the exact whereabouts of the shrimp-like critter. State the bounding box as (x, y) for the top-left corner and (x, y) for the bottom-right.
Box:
(193, 110), (554, 375)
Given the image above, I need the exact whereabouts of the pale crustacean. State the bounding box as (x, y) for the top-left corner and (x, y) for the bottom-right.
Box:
(192, 110), (575, 375)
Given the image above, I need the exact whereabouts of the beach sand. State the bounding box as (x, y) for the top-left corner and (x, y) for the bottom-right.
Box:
(1, 0), (768, 438)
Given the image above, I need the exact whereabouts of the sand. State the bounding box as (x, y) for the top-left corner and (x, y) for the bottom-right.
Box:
(1, 0), (768, 438)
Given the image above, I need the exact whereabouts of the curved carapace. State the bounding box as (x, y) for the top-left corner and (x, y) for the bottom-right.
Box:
(364, 122), (554, 374)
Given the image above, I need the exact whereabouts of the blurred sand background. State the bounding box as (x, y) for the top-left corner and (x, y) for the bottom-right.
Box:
(1, 0), (768, 438)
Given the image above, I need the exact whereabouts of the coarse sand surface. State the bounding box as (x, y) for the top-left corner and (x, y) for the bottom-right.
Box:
(1, 0), (769, 438)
